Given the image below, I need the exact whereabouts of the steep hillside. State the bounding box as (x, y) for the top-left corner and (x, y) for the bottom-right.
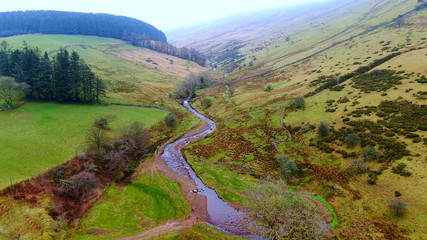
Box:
(175, 0), (427, 239)
(1, 1), (426, 239)
(0, 34), (205, 240)
(0, 34), (208, 188)
(2, 34), (207, 104)
(168, 0), (421, 75)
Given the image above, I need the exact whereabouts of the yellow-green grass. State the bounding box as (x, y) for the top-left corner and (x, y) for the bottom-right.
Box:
(71, 166), (191, 240)
(0, 102), (169, 189)
(187, 156), (258, 204)
(184, 139), (259, 204)
(222, 1), (425, 100)
(214, 26), (427, 120)
(112, 48), (209, 79)
(347, 156), (427, 239)
(0, 196), (69, 240)
(68, 45), (182, 104)
(228, 0), (419, 80)
(190, 11), (427, 238)
(147, 222), (244, 240)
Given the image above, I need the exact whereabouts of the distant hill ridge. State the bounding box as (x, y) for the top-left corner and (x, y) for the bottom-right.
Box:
(0, 10), (167, 42)
(0, 10), (208, 66)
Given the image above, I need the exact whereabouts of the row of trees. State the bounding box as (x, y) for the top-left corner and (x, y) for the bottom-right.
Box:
(0, 11), (166, 42)
(134, 40), (207, 67)
(173, 72), (212, 99)
(0, 41), (105, 104)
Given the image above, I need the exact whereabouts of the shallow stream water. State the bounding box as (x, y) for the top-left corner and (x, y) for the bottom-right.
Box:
(161, 100), (258, 238)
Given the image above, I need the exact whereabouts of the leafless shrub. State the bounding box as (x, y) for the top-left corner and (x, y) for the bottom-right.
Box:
(388, 198), (408, 217)
(103, 150), (131, 172)
(127, 122), (149, 150)
(347, 158), (370, 175)
(361, 146), (381, 161)
(246, 179), (332, 239)
(58, 171), (98, 200)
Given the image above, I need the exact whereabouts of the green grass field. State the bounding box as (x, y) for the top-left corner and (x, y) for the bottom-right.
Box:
(149, 222), (243, 240)
(71, 166), (191, 240)
(0, 102), (168, 189)
(2, 34), (125, 53)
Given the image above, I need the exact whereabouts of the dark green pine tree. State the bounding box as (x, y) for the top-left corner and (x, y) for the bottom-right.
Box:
(0, 41), (10, 76)
(94, 76), (105, 103)
(9, 49), (22, 77)
(34, 52), (53, 99)
(52, 49), (70, 102)
(16, 43), (42, 98)
(69, 51), (82, 102)
(80, 64), (94, 102)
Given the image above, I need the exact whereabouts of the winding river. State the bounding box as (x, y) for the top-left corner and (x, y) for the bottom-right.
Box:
(161, 100), (257, 239)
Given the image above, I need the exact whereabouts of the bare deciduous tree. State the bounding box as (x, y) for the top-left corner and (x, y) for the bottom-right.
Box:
(86, 126), (109, 151)
(246, 179), (332, 239)
(127, 121), (150, 150)
(58, 171), (98, 200)
(0, 76), (29, 109)
(347, 158), (370, 175)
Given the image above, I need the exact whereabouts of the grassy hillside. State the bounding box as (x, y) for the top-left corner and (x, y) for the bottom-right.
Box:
(169, 0), (420, 77)
(0, 102), (168, 189)
(0, 160), (192, 240)
(0, 33), (212, 240)
(70, 164), (191, 240)
(1, 1), (426, 239)
(1, 34), (206, 104)
(180, 1), (427, 239)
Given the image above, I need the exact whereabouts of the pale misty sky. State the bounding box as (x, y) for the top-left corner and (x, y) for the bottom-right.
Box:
(1, 0), (331, 31)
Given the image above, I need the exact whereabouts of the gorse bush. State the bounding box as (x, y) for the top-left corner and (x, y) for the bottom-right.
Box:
(344, 133), (361, 149)
(293, 96), (306, 109)
(277, 154), (298, 179)
(362, 146), (381, 161)
(165, 113), (177, 127)
(317, 122), (330, 137)
(202, 98), (212, 109)
(94, 117), (109, 129)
